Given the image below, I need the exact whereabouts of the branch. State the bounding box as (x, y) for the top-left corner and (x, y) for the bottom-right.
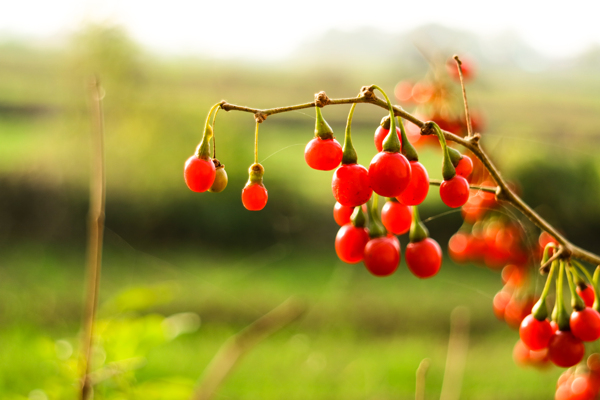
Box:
(190, 297), (307, 400)
(79, 77), (107, 400)
(218, 86), (600, 266)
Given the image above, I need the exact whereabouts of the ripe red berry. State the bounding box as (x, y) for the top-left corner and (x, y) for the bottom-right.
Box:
(394, 81), (413, 103)
(335, 223), (370, 264)
(242, 183), (268, 211)
(397, 161), (429, 206)
(332, 164), (373, 207)
(184, 155), (216, 193)
(577, 286), (595, 308)
(381, 201), (412, 235)
(374, 126), (401, 153)
(519, 314), (554, 351)
(493, 290), (512, 320)
(304, 137), (343, 171)
(363, 236), (400, 277)
(570, 308), (600, 342)
(439, 175), (470, 208)
(333, 202), (354, 226)
(368, 152), (411, 197)
(405, 237), (442, 279)
(455, 155), (473, 178)
(448, 232), (470, 263)
(548, 330), (585, 368)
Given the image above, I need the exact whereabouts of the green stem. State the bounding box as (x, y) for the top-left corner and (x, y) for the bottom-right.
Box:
(350, 205), (366, 228)
(367, 194), (386, 238)
(566, 262), (585, 311)
(314, 106), (334, 140)
(397, 117), (419, 161)
(409, 206), (429, 243)
(342, 104), (358, 165)
(211, 105), (221, 159)
(532, 260), (557, 320)
(371, 85), (400, 153)
(196, 103), (220, 159)
(431, 123), (456, 181)
(555, 261), (570, 331)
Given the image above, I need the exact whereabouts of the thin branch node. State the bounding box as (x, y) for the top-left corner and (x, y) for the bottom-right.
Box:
(360, 85), (376, 100)
(314, 91), (331, 108)
(468, 133), (481, 144)
(453, 54), (462, 65)
(220, 101), (232, 111)
(254, 112), (267, 123)
(421, 121), (437, 136)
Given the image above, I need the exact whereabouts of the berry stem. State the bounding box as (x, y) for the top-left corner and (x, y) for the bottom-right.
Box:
(566, 262), (586, 311)
(554, 260), (570, 331)
(409, 206), (429, 243)
(430, 122), (456, 181)
(532, 260), (557, 320)
(371, 85), (401, 153)
(397, 117), (419, 162)
(350, 205), (367, 228)
(342, 103), (358, 165)
(196, 103), (220, 159)
(254, 121), (259, 165)
(314, 106), (335, 140)
(211, 105), (221, 159)
(367, 194), (386, 238)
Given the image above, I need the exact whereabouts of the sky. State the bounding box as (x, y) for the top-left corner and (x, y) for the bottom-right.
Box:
(2, 0), (600, 60)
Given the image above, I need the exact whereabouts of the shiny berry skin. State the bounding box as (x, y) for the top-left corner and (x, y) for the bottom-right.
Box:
(184, 155), (216, 193)
(304, 137), (343, 171)
(335, 223), (370, 264)
(333, 202), (354, 226)
(455, 156), (473, 178)
(332, 164), (373, 207)
(519, 314), (554, 350)
(241, 183), (268, 211)
(577, 286), (595, 308)
(368, 152), (411, 198)
(570, 308), (600, 342)
(405, 238), (442, 279)
(548, 331), (585, 368)
(374, 126), (401, 153)
(381, 201), (412, 235)
(439, 175), (470, 208)
(493, 290), (512, 320)
(363, 236), (400, 277)
(448, 232), (469, 263)
(397, 161), (429, 206)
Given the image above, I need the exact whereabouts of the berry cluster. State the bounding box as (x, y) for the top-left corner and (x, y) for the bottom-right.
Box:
(555, 354), (600, 400)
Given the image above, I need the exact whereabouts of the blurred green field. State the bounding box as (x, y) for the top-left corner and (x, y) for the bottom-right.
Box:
(1, 243), (563, 400)
(2, 24), (600, 399)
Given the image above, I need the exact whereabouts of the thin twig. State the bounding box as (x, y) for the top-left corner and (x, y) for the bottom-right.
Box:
(218, 89), (600, 266)
(415, 358), (431, 400)
(79, 77), (106, 400)
(440, 307), (470, 400)
(190, 297), (307, 400)
(428, 179), (497, 193)
(453, 55), (473, 138)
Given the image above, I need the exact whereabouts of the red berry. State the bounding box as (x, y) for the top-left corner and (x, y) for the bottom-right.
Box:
(374, 126), (401, 153)
(571, 308), (600, 342)
(411, 82), (434, 104)
(184, 155), (216, 193)
(548, 330), (585, 368)
(448, 232), (469, 263)
(381, 201), (412, 235)
(333, 202), (354, 226)
(455, 155), (473, 178)
(440, 175), (470, 208)
(241, 183), (268, 211)
(493, 290), (511, 320)
(332, 164), (373, 207)
(363, 236), (400, 277)
(394, 81), (413, 102)
(397, 161), (429, 206)
(578, 286), (596, 308)
(405, 238), (442, 279)
(519, 314), (554, 350)
(505, 297), (535, 329)
(335, 223), (370, 264)
(304, 137), (343, 171)
(368, 152), (411, 197)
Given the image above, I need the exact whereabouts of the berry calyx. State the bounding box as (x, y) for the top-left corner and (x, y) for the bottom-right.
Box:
(208, 159), (228, 193)
(381, 199), (412, 235)
(374, 116), (401, 153)
(242, 163), (268, 211)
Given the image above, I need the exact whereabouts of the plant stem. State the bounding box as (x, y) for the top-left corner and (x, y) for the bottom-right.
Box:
(218, 88), (600, 266)
(453, 55), (473, 138)
(79, 77), (106, 400)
